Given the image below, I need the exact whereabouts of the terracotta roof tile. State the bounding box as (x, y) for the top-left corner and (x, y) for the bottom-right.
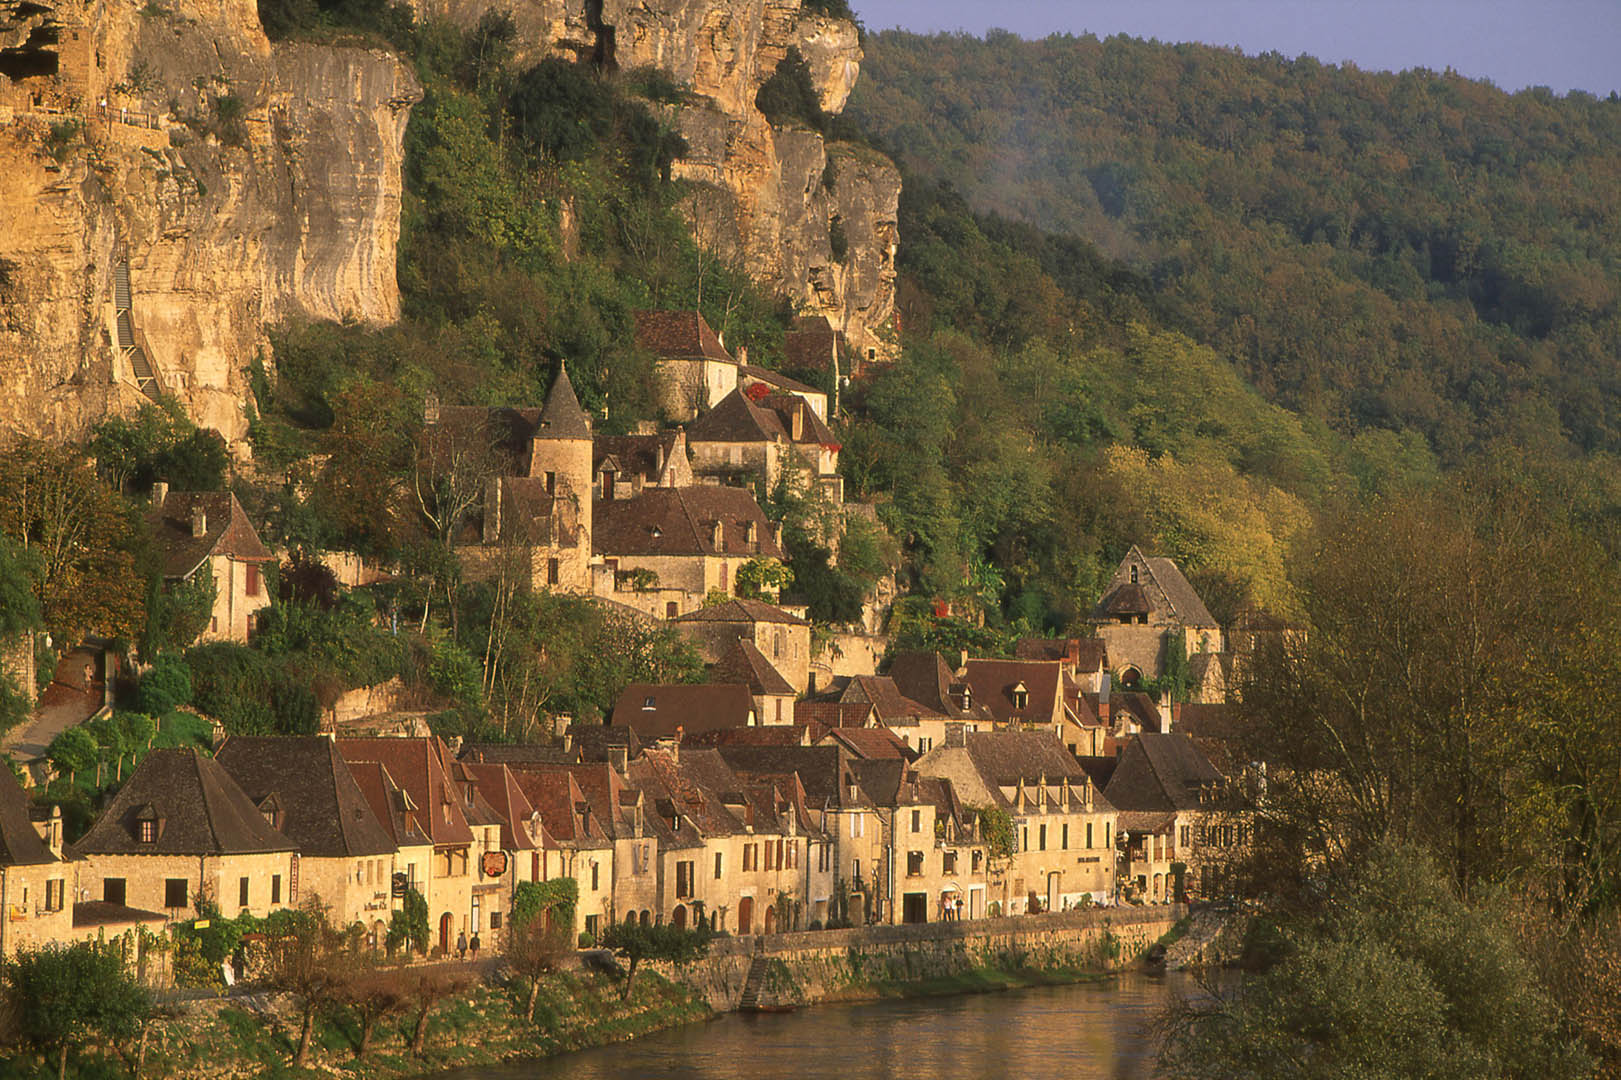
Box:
(634, 311), (735, 363)
(610, 683), (756, 739)
(593, 487), (782, 559)
(147, 491), (272, 579)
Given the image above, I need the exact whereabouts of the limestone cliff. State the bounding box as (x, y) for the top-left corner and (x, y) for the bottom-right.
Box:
(0, 0), (418, 445)
(404, 0), (900, 357)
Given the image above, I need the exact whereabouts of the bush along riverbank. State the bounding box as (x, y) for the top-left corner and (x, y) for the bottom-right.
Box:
(0, 965), (710, 1080)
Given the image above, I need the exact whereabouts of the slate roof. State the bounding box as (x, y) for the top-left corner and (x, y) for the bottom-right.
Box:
(610, 683), (756, 738)
(346, 760), (433, 849)
(887, 651), (993, 722)
(1014, 638), (1109, 671)
(459, 742), (576, 766)
(593, 432), (683, 484)
(215, 737), (396, 859)
(593, 487), (783, 559)
(336, 738), (475, 847)
(823, 726), (915, 761)
(147, 491), (273, 579)
(688, 388), (836, 449)
(504, 767), (613, 848)
(715, 744), (868, 809)
(674, 596), (807, 626)
(793, 701), (875, 729)
(963, 730), (1088, 787)
(740, 366), (825, 398)
(689, 725), (818, 750)
(634, 310), (735, 363)
(1103, 733), (1224, 814)
(1095, 546), (1220, 628)
(712, 638), (796, 697)
(783, 318), (839, 374)
(838, 674), (942, 721)
(627, 748), (748, 840)
(461, 762), (543, 851)
(0, 764), (55, 867)
(536, 365), (592, 440)
(959, 660), (1068, 725)
(71, 749), (295, 857)
(564, 724), (642, 763)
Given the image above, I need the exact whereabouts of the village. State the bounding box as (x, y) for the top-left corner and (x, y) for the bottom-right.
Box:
(0, 309), (1252, 976)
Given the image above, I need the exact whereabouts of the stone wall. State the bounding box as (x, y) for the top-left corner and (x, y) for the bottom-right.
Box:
(671, 904), (1183, 1012)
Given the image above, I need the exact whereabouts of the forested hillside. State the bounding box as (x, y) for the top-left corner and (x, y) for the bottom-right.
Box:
(845, 31), (1621, 458)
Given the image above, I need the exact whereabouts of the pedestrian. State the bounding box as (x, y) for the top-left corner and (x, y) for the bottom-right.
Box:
(456, 930), (467, 961)
(470, 931), (481, 959)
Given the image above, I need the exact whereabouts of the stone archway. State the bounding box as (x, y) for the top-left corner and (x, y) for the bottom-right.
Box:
(764, 904), (776, 934)
(438, 912), (454, 955)
(738, 896), (754, 934)
(672, 904), (688, 930)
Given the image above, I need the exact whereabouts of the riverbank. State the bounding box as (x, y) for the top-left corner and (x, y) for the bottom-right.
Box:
(0, 907), (1184, 1079)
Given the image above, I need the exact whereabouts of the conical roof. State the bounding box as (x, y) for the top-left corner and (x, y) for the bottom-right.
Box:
(536, 364), (592, 440)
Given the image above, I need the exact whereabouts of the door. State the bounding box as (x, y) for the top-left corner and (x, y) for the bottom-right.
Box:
(764, 904), (776, 934)
(902, 893), (928, 924)
(738, 896), (753, 934)
(672, 904), (687, 930)
(439, 912), (454, 955)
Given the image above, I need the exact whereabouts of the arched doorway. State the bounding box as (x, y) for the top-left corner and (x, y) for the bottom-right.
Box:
(738, 896), (754, 934)
(639, 910), (650, 927)
(371, 920), (386, 951)
(1119, 665), (1143, 689)
(764, 904), (776, 934)
(438, 912), (454, 955)
(1152, 873), (1164, 902)
(672, 904), (688, 930)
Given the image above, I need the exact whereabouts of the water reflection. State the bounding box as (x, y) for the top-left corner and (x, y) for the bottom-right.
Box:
(448, 972), (1187, 1080)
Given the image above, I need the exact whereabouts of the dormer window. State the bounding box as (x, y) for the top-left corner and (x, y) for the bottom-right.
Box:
(644, 696), (656, 709)
(1130, 564), (1139, 584)
(139, 819), (156, 843)
(1011, 682), (1029, 710)
(711, 521), (724, 549)
(744, 520), (757, 546)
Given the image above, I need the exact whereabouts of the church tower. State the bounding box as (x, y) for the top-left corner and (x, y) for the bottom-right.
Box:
(527, 364), (594, 592)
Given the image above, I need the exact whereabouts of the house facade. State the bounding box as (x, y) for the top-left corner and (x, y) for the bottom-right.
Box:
(675, 597), (812, 694)
(147, 486), (273, 644)
(1091, 546), (1224, 684)
(634, 310), (740, 420)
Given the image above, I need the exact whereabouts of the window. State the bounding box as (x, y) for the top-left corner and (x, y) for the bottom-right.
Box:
(911, 809), (921, 833)
(971, 851), (982, 872)
(490, 911), (502, 930)
(1130, 564), (1139, 584)
(906, 851), (924, 877)
(1061, 824), (1069, 850)
(676, 860), (694, 899)
(1039, 824), (1047, 851)
(714, 852), (724, 880)
(103, 879), (126, 905)
(1180, 825), (1190, 849)
(44, 879), (64, 912)
(591, 863), (600, 891)
(164, 879), (188, 909)
(1086, 823), (1094, 849)
(271, 874), (282, 904)
(547, 558), (560, 586)
(744, 844), (757, 871)
(138, 819), (156, 843)
(1021, 826), (1028, 853)
(787, 841), (797, 869)
(853, 859), (861, 883)
(246, 562), (260, 597)
(818, 844), (829, 872)
(1105, 822), (1111, 849)
(667, 601), (679, 618)
(544, 471), (556, 494)
(585, 914), (600, 938)
(943, 851), (957, 875)
(238, 877), (249, 908)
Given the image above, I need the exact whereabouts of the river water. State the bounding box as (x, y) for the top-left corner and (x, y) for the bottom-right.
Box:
(448, 972), (1188, 1079)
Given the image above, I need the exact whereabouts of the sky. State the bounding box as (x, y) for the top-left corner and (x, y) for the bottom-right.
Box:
(850, 1), (1621, 97)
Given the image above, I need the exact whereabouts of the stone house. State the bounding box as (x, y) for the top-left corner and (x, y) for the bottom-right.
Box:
(1014, 637), (1110, 693)
(1091, 546), (1224, 685)
(69, 748), (298, 920)
(0, 765), (72, 957)
(554, 759), (663, 929)
(852, 758), (986, 925)
(336, 738), (477, 956)
(434, 367), (596, 595)
(442, 753), (526, 950)
(214, 736), (400, 938)
(715, 744), (879, 928)
(686, 387), (842, 503)
(835, 669), (981, 755)
(916, 730), (1118, 914)
(344, 759), (436, 930)
(593, 487), (784, 618)
(1099, 732), (1244, 905)
(505, 766), (617, 941)
(634, 310), (740, 420)
(957, 658), (1096, 754)
(146, 485), (273, 644)
(673, 597), (811, 693)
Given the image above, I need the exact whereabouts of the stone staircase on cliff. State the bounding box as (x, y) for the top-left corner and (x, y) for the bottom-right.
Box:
(112, 260), (161, 401)
(737, 953), (769, 1012)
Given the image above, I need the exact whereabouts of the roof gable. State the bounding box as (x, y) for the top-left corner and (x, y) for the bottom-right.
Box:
(215, 737), (395, 858)
(634, 310), (735, 364)
(71, 749), (295, 857)
(147, 491), (272, 579)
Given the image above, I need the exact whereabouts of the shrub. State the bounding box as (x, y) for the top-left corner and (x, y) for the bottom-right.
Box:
(136, 654), (193, 713)
(577, 931), (596, 949)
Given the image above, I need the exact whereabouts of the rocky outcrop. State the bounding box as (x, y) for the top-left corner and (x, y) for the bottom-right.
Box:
(405, 0), (899, 357)
(0, 0), (418, 445)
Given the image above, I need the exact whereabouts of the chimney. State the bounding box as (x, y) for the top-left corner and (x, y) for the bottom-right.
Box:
(1066, 638), (1080, 665)
(190, 503), (207, 537)
(791, 404), (804, 440)
(1098, 672), (1111, 725)
(609, 745), (629, 774)
(958, 649), (969, 673)
(1157, 690), (1173, 733)
(151, 481), (169, 508)
(1061, 776), (1070, 805)
(672, 727), (682, 764)
(737, 345), (748, 366)
(711, 520), (724, 550)
(772, 524), (783, 550)
(945, 721), (966, 748)
(562, 731), (574, 755)
(483, 477), (503, 544)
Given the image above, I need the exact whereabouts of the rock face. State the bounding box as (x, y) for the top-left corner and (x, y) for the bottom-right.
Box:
(405, 0), (899, 357)
(0, 0), (418, 445)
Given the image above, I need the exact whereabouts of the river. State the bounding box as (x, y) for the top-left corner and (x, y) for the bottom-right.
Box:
(445, 972), (1190, 1079)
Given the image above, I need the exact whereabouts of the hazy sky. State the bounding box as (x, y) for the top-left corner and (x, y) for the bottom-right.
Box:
(850, 1), (1621, 97)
